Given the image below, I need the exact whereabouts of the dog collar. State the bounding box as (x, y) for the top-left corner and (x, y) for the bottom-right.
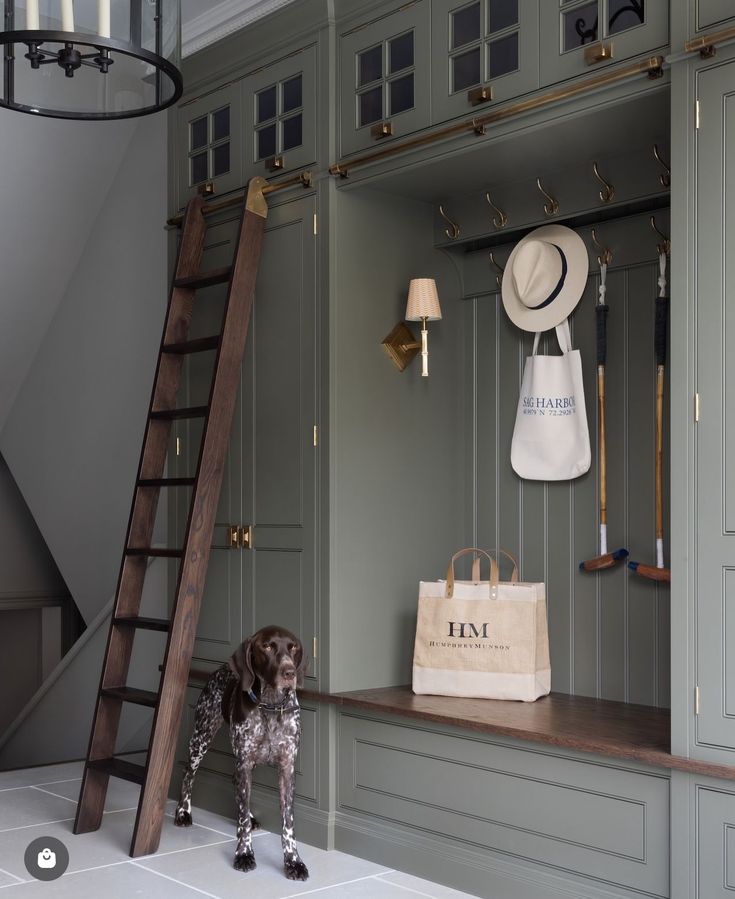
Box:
(258, 694), (298, 715)
(247, 689), (259, 703)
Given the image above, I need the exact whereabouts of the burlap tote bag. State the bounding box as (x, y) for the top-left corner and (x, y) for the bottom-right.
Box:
(412, 548), (550, 702)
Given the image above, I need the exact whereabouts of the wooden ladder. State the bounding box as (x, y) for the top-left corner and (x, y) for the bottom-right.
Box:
(73, 176), (269, 858)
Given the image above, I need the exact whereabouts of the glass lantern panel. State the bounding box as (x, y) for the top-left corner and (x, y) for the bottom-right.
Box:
(212, 142), (230, 177)
(358, 45), (382, 86)
(212, 106), (230, 141)
(190, 152), (208, 185)
(452, 3), (481, 50)
(282, 113), (303, 151)
(562, 2), (598, 50)
(452, 47), (481, 91)
(257, 86), (277, 123)
(389, 73), (414, 115)
(609, 0), (644, 34)
(488, 0), (518, 34)
(358, 85), (383, 126)
(190, 116), (208, 151)
(487, 31), (518, 77)
(257, 124), (277, 160)
(282, 75), (303, 113)
(389, 31), (414, 74)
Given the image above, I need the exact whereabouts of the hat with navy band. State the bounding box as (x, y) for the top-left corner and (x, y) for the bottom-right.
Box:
(501, 225), (589, 332)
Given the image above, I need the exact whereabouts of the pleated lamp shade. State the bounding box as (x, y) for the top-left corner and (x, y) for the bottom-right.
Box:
(405, 279), (442, 321)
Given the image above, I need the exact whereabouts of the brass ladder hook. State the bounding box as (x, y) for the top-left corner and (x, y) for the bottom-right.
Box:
(485, 191), (507, 229)
(439, 204), (461, 240)
(653, 144), (671, 188)
(536, 178), (559, 216)
(650, 215), (671, 256)
(591, 228), (613, 266)
(592, 161), (615, 203)
(488, 251), (505, 288)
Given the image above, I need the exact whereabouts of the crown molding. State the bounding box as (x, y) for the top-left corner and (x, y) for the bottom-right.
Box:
(182, 0), (298, 57)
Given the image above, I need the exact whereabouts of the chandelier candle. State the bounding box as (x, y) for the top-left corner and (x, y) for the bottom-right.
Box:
(61, 0), (74, 32)
(25, 0), (39, 30)
(98, 0), (110, 39)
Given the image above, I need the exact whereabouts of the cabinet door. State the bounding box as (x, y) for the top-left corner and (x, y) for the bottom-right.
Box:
(175, 83), (243, 211)
(695, 0), (735, 32)
(431, 0), (538, 124)
(539, 1), (668, 87)
(697, 786), (735, 897)
(339, 0), (430, 157)
(695, 58), (735, 753)
(242, 45), (317, 181)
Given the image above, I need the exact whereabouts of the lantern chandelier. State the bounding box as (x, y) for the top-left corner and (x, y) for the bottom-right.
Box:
(1, 0), (183, 119)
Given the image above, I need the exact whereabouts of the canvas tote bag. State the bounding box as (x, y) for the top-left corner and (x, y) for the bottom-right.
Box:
(412, 548), (551, 702)
(510, 318), (591, 481)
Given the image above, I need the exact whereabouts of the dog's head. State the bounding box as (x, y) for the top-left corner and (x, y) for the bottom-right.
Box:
(227, 626), (308, 722)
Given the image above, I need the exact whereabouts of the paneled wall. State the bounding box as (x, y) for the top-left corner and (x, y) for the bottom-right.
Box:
(460, 211), (671, 707)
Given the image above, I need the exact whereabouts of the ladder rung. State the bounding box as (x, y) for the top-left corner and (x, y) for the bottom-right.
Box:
(102, 687), (159, 708)
(114, 616), (171, 632)
(150, 406), (208, 421)
(125, 548), (183, 558)
(138, 478), (195, 488)
(87, 757), (146, 786)
(173, 266), (231, 290)
(162, 336), (220, 355)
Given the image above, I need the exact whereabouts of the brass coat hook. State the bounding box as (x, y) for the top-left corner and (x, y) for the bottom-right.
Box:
(653, 144), (671, 188)
(650, 215), (671, 255)
(592, 162), (615, 203)
(488, 251), (505, 287)
(438, 205), (460, 240)
(591, 228), (613, 266)
(536, 178), (559, 216)
(485, 192), (508, 229)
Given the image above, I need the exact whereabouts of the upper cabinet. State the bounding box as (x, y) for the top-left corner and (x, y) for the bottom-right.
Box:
(693, 0), (735, 33)
(338, 0), (431, 157)
(242, 45), (318, 180)
(539, 1), (668, 87)
(431, 0), (538, 123)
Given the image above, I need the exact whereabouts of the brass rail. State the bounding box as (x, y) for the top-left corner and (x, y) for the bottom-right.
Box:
(685, 23), (735, 54)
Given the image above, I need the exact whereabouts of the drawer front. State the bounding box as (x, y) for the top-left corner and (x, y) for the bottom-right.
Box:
(695, 0), (735, 33)
(339, 0), (431, 157)
(242, 45), (318, 181)
(339, 713), (669, 896)
(697, 786), (735, 898)
(178, 686), (318, 802)
(539, 0), (668, 88)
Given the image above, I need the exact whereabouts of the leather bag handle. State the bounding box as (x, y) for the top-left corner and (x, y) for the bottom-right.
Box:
(470, 551), (519, 583)
(446, 548), (499, 598)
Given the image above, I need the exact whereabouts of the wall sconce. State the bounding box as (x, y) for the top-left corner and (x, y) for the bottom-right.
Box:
(381, 279), (442, 377)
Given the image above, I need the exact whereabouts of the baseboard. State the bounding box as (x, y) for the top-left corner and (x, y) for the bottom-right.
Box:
(334, 809), (660, 899)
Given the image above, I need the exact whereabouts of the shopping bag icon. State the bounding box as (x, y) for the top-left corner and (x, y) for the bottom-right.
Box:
(37, 849), (56, 869)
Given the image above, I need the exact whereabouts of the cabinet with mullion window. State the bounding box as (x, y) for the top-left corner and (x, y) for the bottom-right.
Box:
(539, 0), (668, 87)
(175, 82), (243, 209)
(242, 45), (317, 180)
(339, 0), (430, 157)
(431, 0), (538, 124)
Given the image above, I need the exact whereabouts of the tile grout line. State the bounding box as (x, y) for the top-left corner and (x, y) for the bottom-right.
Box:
(131, 861), (225, 899)
(0, 805), (140, 834)
(376, 872), (458, 899)
(29, 786), (79, 803)
(0, 869), (25, 886)
(0, 777), (82, 793)
(279, 871), (393, 899)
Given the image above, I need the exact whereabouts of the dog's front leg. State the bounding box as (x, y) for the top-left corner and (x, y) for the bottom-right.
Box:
(232, 740), (256, 872)
(279, 758), (309, 880)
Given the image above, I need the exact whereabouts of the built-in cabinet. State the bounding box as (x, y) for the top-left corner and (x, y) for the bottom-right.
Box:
(693, 0), (735, 32)
(695, 784), (735, 898)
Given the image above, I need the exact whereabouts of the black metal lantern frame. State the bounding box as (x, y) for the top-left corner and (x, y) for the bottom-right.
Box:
(2, 0), (182, 119)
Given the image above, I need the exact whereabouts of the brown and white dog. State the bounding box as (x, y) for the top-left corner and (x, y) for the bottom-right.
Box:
(174, 625), (309, 880)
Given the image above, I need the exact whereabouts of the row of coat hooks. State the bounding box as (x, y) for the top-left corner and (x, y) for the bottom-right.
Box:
(437, 144), (671, 241)
(487, 215), (670, 287)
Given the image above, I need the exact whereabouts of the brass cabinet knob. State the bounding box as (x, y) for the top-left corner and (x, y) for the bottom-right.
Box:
(468, 84), (493, 106)
(584, 41), (614, 65)
(266, 155), (285, 171)
(370, 121), (393, 140)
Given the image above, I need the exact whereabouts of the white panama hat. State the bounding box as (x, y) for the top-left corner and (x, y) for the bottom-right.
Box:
(501, 225), (589, 332)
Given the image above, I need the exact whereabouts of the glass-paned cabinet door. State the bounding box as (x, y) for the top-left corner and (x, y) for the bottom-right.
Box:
(242, 45), (317, 179)
(175, 83), (243, 210)
(432, 0), (538, 123)
(339, 0), (430, 157)
(540, 0), (668, 87)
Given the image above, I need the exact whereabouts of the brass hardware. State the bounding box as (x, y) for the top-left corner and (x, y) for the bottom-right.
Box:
(468, 84), (493, 106)
(228, 526), (240, 548)
(438, 205), (460, 239)
(266, 155), (285, 171)
(685, 24), (735, 55)
(329, 163), (349, 178)
(699, 44), (717, 58)
(584, 41), (614, 66)
(653, 144), (671, 188)
(696, 99), (700, 129)
(245, 175), (269, 218)
(591, 228), (613, 266)
(695, 392), (700, 423)
(241, 525), (253, 550)
(371, 121), (393, 139)
(176, 436), (181, 457)
(313, 213), (318, 235)
(198, 181), (215, 196)
(650, 216), (670, 256)
(471, 118), (486, 136)
(382, 321), (421, 371)
(312, 637), (318, 659)
(488, 251), (505, 288)
(536, 178), (559, 216)
(299, 171), (313, 188)
(695, 685), (701, 715)
(313, 425), (318, 447)
(592, 161), (615, 203)
(485, 191), (507, 229)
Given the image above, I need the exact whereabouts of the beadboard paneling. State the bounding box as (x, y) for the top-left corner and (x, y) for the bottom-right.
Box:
(462, 212), (671, 707)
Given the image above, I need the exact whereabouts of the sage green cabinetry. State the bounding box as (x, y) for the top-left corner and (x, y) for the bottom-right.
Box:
(539, 0), (668, 86)
(430, 0), (539, 122)
(242, 44), (318, 180)
(695, 784), (735, 897)
(693, 0), (735, 32)
(338, 0), (431, 156)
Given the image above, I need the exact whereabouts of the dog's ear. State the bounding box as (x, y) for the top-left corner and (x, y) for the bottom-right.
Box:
(294, 640), (309, 688)
(228, 639), (255, 694)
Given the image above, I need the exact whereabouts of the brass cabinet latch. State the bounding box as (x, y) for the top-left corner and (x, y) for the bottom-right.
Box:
(266, 155), (285, 172)
(468, 84), (493, 106)
(198, 181), (215, 196)
(228, 525), (254, 549)
(584, 41), (614, 66)
(371, 121), (393, 140)
(228, 525), (240, 548)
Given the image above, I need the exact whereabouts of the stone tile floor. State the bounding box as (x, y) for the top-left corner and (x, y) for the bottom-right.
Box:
(0, 761), (475, 898)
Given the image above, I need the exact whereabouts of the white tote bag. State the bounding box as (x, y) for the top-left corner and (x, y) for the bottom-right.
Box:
(412, 549), (551, 702)
(510, 318), (591, 481)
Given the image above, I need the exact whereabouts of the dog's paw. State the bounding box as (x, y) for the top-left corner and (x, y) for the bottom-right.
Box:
(284, 858), (309, 881)
(173, 807), (193, 827)
(249, 813), (260, 831)
(234, 850), (257, 873)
